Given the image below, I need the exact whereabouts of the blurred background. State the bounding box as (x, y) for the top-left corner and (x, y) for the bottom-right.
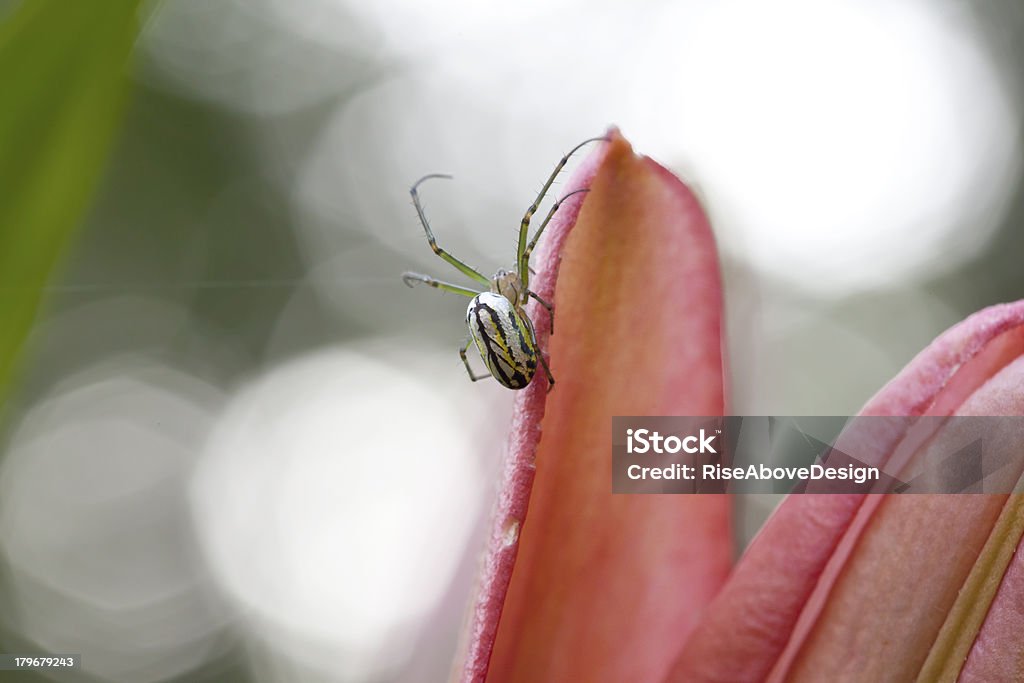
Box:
(1, 0), (1023, 680)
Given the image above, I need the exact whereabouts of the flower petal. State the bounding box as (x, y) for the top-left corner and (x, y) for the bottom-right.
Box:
(456, 130), (732, 682)
(959, 511), (1024, 681)
(668, 301), (1024, 682)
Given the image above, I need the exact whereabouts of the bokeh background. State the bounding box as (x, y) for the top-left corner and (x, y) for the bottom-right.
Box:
(1, 0), (1023, 680)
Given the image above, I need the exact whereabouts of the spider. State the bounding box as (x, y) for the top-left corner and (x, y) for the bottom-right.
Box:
(402, 136), (606, 390)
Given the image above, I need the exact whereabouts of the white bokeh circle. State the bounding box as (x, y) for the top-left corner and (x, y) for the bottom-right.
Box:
(190, 345), (485, 679)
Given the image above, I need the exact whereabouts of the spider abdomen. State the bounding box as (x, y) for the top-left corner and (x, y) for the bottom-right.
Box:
(466, 292), (538, 390)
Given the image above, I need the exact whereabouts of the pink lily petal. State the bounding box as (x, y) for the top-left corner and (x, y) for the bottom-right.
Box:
(455, 130), (732, 682)
(959, 501), (1024, 681)
(668, 301), (1024, 682)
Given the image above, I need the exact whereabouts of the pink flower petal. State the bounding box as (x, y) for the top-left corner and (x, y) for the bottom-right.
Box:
(668, 301), (1024, 682)
(960, 505), (1024, 681)
(455, 130), (732, 682)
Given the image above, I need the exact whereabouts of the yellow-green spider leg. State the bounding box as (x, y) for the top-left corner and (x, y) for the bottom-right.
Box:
(459, 339), (491, 382)
(411, 174), (491, 286)
(517, 136), (607, 291)
(402, 271), (482, 297)
(527, 290), (555, 334)
(521, 313), (555, 391)
(521, 187), (590, 280)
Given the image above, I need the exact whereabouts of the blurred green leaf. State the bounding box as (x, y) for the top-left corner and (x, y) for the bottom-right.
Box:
(0, 0), (143, 400)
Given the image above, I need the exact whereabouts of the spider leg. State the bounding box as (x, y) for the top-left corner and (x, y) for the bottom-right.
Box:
(460, 339), (491, 382)
(522, 188), (590, 274)
(403, 272), (481, 297)
(537, 350), (555, 392)
(517, 136), (607, 290)
(521, 310), (555, 391)
(527, 290), (555, 334)
(411, 174), (490, 286)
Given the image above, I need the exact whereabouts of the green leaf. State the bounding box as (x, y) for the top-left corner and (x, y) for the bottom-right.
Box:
(0, 0), (143, 399)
